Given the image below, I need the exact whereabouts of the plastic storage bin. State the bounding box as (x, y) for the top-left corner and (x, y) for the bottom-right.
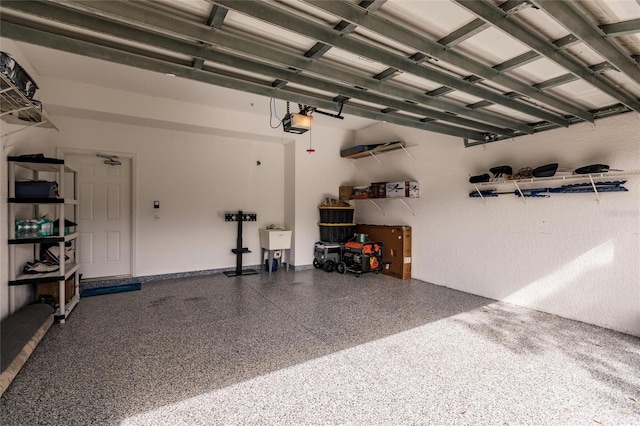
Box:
(318, 206), (355, 223)
(15, 181), (56, 198)
(318, 223), (356, 243)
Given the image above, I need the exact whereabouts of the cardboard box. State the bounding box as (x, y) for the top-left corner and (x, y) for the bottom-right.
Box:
(371, 182), (387, 198)
(339, 186), (354, 201)
(36, 277), (75, 302)
(385, 181), (418, 198)
(356, 224), (411, 279)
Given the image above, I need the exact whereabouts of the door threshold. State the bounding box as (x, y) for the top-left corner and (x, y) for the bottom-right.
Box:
(81, 274), (132, 283)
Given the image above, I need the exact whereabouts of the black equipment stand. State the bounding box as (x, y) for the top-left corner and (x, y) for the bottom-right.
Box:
(224, 210), (259, 277)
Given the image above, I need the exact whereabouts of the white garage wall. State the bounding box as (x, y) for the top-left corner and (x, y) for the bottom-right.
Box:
(1, 44), (358, 319)
(292, 127), (356, 267)
(352, 114), (640, 336)
(50, 115), (286, 277)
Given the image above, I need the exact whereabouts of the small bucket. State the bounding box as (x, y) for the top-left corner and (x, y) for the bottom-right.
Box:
(355, 233), (368, 242)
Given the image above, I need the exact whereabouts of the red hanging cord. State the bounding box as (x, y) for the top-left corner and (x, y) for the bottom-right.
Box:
(306, 124), (315, 153)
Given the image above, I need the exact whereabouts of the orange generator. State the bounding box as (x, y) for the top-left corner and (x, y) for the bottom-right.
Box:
(337, 241), (384, 276)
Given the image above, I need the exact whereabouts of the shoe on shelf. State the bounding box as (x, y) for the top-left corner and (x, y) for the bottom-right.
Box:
(23, 260), (59, 274)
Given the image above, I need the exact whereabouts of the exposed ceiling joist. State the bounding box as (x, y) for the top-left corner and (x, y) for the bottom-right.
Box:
(534, 74), (578, 90)
(437, 19), (490, 47)
(0, 0), (519, 137)
(530, 0), (640, 84)
(0, 19), (489, 140)
(206, 5), (227, 29)
(493, 51), (541, 72)
(9, 0), (532, 134)
(304, 0), (593, 122)
(214, 0), (572, 127)
(0, 0), (637, 146)
(302, 0), (385, 60)
(454, 0), (640, 112)
(599, 18), (640, 37)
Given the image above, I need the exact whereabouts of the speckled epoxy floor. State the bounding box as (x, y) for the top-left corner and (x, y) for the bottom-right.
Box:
(1, 270), (639, 425)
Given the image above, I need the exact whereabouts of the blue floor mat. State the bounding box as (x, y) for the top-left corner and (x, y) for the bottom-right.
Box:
(80, 283), (141, 297)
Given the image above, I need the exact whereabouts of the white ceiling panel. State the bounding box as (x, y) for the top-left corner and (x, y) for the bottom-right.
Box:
(321, 48), (390, 75)
(378, 0), (476, 40)
(482, 104), (543, 124)
(505, 58), (571, 85)
(546, 79), (620, 110)
(456, 27), (532, 66)
(391, 72), (440, 93)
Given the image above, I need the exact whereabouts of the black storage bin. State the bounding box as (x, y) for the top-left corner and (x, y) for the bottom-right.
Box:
(318, 223), (356, 243)
(318, 206), (355, 224)
(15, 181), (56, 198)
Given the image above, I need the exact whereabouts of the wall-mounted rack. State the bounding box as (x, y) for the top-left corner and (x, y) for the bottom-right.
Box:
(470, 170), (639, 204)
(341, 141), (415, 167)
(352, 197), (417, 215)
(1, 73), (57, 138)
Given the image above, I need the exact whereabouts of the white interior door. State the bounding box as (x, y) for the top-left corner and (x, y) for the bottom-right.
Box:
(66, 154), (131, 279)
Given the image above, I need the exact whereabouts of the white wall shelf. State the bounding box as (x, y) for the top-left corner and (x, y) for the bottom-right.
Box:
(0, 73), (57, 138)
(7, 156), (79, 323)
(342, 141), (415, 167)
(470, 170), (639, 204)
(343, 141), (418, 215)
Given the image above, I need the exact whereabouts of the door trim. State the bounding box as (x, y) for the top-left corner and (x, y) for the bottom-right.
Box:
(56, 147), (136, 278)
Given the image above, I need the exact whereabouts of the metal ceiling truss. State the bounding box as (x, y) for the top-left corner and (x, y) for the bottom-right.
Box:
(303, 0), (593, 122)
(2, 1), (513, 139)
(599, 18), (640, 37)
(453, 0), (640, 112)
(1, 20), (490, 140)
(529, 0), (640, 84)
(213, 0), (574, 128)
(2, 0), (530, 137)
(0, 0), (638, 147)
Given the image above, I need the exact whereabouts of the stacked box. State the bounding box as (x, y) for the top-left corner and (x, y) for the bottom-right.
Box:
(386, 181), (419, 198)
(36, 277), (75, 303)
(371, 182), (387, 198)
(339, 186), (354, 201)
(356, 224), (411, 279)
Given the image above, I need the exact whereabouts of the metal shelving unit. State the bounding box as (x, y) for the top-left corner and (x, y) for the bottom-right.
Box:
(0, 73), (57, 138)
(7, 156), (79, 323)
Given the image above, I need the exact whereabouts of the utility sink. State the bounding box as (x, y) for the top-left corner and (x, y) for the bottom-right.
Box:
(259, 229), (292, 250)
